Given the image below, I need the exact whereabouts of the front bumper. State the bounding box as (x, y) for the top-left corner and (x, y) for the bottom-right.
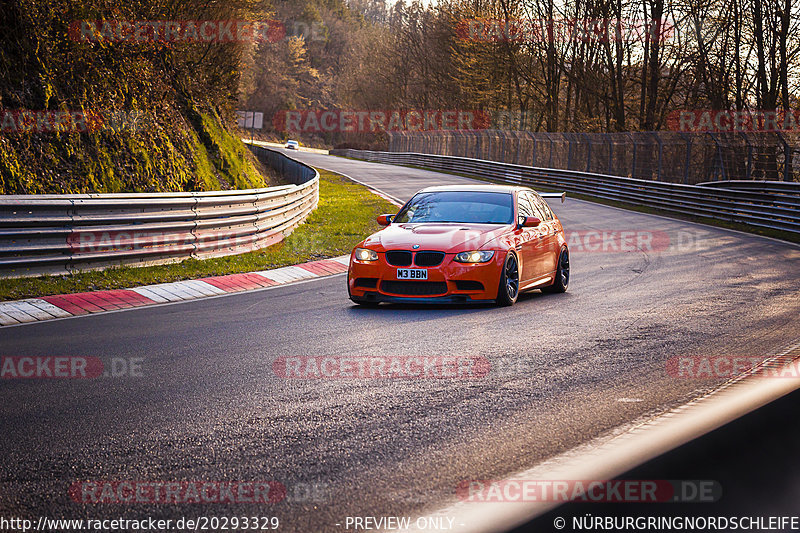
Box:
(347, 251), (504, 304)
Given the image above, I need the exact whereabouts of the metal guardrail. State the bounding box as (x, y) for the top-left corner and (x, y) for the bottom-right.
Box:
(387, 130), (800, 184)
(0, 145), (319, 278)
(331, 149), (800, 236)
(698, 180), (800, 196)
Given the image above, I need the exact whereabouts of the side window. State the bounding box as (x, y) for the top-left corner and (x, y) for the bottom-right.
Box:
(529, 194), (548, 221)
(517, 193), (533, 219)
(533, 196), (553, 222)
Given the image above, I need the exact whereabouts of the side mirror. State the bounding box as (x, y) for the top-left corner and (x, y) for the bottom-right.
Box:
(377, 214), (395, 226)
(519, 216), (541, 228)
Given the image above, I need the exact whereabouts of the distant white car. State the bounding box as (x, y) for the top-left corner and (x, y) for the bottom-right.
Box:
(285, 140), (299, 150)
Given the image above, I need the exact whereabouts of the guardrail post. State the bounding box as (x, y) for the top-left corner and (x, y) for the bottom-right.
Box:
(707, 132), (725, 181)
(739, 132), (753, 179)
(776, 131), (792, 181)
(567, 133), (574, 169)
(679, 133), (692, 184)
(66, 198), (76, 275)
(652, 132), (663, 181)
(190, 194), (200, 259)
(584, 133), (592, 172)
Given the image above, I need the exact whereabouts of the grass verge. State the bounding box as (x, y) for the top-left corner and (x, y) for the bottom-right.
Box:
(0, 170), (395, 301)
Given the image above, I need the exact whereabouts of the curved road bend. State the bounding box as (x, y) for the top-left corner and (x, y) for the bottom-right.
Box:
(1, 151), (799, 531)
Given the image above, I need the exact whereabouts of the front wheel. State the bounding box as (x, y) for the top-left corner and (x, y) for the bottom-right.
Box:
(542, 247), (569, 294)
(496, 252), (520, 306)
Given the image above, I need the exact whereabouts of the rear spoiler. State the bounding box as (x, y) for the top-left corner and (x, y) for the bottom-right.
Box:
(539, 192), (566, 203)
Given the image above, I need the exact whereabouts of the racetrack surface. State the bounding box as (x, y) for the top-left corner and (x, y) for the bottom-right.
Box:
(2, 151), (799, 531)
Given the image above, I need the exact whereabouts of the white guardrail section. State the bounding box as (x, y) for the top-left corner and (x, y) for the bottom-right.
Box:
(0, 145), (319, 278)
(331, 149), (800, 236)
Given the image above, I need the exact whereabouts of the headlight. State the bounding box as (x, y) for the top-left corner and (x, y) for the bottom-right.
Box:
(454, 250), (495, 263)
(354, 247), (378, 261)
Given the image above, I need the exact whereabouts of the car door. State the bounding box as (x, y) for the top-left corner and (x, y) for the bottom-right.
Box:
(531, 194), (559, 275)
(516, 192), (546, 282)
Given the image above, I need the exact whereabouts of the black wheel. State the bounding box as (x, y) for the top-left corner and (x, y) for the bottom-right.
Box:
(496, 252), (520, 306)
(542, 247), (569, 294)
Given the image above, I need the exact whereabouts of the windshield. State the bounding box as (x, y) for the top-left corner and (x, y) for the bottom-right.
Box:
(394, 191), (514, 224)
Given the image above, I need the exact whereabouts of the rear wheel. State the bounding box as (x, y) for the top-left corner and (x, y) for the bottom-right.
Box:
(542, 247), (569, 294)
(496, 252), (519, 306)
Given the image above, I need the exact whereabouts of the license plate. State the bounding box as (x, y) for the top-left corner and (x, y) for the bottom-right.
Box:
(396, 268), (428, 280)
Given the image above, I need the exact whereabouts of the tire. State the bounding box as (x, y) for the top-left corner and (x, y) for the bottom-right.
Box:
(496, 251), (520, 306)
(542, 247), (569, 294)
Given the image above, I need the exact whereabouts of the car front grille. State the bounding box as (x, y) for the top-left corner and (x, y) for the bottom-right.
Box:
(380, 281), (448, 296)
(385, 250), (413, 266)
(354, 278), (378, 288)
(413, 251), (445, 267)
(385, 250), (445, 267)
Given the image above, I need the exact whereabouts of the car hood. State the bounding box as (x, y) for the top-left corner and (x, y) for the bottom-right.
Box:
(362, 223), (511, 253)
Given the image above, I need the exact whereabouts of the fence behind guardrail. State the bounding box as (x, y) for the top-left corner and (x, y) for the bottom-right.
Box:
(386, 131), (800, 184)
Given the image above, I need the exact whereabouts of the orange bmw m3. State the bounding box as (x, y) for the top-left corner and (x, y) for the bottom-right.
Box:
(347, 185), (569, 306)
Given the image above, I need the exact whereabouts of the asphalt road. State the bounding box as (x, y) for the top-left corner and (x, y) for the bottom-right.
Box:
(2, 151), (799, 532)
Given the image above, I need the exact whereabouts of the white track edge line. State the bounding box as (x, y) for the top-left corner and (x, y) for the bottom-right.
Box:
(0, 273), (347, 328)
(306, 164), (405, 206)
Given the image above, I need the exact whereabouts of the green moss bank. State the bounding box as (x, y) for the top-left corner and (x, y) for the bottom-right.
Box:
(0, 1), (270, 194)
